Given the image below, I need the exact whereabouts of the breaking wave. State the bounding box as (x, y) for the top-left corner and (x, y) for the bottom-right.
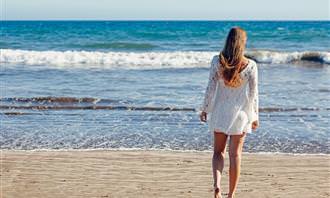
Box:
(1, 49), (329, 69)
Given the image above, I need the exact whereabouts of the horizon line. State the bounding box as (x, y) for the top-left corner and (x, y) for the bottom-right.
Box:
(2, 19), (329, 22)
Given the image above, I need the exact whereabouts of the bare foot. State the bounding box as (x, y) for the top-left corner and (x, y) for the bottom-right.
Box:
(214, 187), (222, 198)
(227, 194), (234, 198)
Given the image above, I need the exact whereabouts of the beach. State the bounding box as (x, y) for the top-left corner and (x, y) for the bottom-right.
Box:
(2, 150), (329, 198)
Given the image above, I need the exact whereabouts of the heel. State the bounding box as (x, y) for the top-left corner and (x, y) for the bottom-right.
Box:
(214, 187), (222, 198)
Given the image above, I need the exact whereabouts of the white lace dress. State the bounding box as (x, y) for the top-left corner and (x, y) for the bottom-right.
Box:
(200, 55), (259, 135)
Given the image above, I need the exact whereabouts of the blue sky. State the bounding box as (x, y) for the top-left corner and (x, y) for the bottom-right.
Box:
(2, 0), (330, 20)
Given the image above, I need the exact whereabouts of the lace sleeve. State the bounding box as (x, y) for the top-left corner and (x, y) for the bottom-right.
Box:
(200, 56), (218, 113)
(248, 62), (259, 122)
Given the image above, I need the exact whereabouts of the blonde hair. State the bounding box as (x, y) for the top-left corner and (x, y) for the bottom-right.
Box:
(218, 27), (247, 88)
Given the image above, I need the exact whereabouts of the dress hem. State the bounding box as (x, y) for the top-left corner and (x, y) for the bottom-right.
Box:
(210, 127), (252, 135)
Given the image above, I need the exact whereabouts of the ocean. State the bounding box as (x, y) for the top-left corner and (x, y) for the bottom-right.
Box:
(1, 21), (329, 153)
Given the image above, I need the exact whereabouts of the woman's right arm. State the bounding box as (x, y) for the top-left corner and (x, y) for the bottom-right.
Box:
(248, 61), (259, 129)
(200, 56), (218, 116)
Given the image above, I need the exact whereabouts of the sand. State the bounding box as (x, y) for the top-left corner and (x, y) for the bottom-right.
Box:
(1, 150), (329, 198)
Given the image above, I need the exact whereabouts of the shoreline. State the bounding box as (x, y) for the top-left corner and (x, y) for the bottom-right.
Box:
(2, 149), (330, 198)
(1, 148), (330, 156)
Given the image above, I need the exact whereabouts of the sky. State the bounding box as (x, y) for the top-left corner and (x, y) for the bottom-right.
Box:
(2, 0), (330, 20)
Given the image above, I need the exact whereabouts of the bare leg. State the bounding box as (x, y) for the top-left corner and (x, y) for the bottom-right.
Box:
(213, 131), (228, 198)
(228, 132), (246, 198)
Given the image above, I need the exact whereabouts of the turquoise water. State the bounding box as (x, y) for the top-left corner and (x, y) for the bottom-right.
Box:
(1, 21), (330, 51)
(1, 21), (329, 153)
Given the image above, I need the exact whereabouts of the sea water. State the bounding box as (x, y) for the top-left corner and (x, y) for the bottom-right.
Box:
(1, 21), (329, 153)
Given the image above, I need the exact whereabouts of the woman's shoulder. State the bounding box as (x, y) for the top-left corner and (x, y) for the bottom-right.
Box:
(210, 55), (220, 70)
(245, 58), (258, 73)
(211, 55), (219, 64)
(245, 58), (258, 79)
(247, 58), (257, 68)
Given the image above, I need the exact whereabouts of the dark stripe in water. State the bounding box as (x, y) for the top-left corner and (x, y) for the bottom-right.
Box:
(2, 112), (42, 115)
(1, 105), (329, 112)
(0, 105), (195, 111)
(69, 42), (159, 50)
(2, 97), (329, 112)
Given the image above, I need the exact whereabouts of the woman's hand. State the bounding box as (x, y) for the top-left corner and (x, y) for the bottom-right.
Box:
(252, 120), (259, 130)
(200, 111), (207, 122)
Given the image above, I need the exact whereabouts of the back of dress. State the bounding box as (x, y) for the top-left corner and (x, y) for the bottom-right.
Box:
(200, 55), (259, 135)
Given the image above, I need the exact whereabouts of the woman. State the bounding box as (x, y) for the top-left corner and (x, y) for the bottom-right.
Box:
(199, 27), (259, 198)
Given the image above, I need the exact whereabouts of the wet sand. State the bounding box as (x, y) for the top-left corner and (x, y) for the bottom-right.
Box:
(1, 150), (329, 198)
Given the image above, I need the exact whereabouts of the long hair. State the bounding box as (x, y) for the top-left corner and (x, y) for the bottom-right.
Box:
(217, 27), (247, 88)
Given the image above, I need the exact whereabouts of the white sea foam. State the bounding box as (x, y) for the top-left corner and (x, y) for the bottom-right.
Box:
(1, 49), (329, 69)
(246, 50), (330, 64)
